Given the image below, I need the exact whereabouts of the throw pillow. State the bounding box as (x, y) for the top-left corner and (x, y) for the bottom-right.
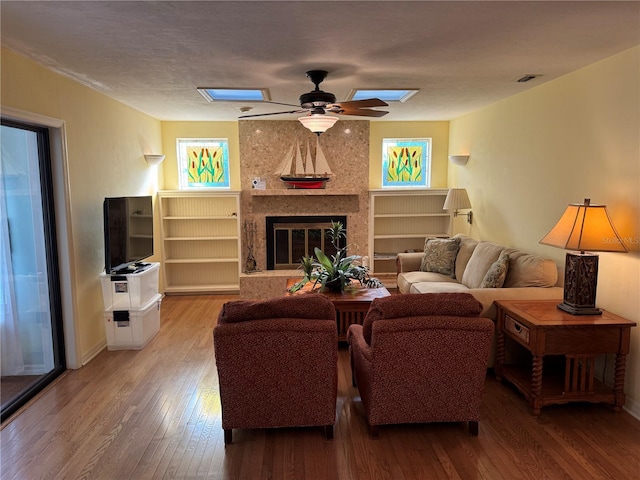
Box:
(480, 251), (510, 288)
(460, 242), (505, 288)
(419, 237), (461, 278)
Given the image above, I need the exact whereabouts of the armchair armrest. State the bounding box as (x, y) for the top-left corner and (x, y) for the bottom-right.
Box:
(396, 252), (424, 275)
(346, 325), (374, 364)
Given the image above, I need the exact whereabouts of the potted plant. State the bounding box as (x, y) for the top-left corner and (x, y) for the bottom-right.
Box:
(288, 221), (382, 293)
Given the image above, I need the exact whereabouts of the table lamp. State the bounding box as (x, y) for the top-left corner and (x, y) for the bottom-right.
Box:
(539, 198), (628, 315)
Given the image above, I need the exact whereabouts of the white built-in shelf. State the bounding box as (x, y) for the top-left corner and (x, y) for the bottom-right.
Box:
(163, 236), (239, 241)
(158, 191), (241, 294)
(369, 189), (452, 275)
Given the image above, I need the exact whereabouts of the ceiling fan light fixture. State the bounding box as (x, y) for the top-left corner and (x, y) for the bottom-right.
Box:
(298, 115), (339, 135)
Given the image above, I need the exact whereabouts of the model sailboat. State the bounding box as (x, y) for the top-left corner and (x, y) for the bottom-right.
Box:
(274, 137), (333, 189)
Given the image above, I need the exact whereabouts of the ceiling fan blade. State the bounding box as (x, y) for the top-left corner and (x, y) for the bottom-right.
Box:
(338, 108), (389, 118)
(334, 98), (389, 109)
(264, 100), (303, 108)
(239, 109), (303, 119)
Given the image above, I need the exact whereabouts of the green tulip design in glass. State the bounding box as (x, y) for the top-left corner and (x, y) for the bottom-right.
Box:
(187, 146), (227, 186)
(382, 138), (430, 187)
(386, 146), (422, 183)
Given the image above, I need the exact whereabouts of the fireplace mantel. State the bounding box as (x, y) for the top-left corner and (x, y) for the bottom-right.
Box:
(250, 189), (359, 197)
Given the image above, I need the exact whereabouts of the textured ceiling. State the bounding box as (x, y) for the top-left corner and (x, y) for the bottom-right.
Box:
(2, 1), (639, 121)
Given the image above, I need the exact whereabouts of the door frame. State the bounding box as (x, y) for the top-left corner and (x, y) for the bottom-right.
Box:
(1, 105), (80, 370)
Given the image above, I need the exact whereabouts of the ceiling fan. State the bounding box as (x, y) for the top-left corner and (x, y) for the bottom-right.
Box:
(239, 70), (389, 134)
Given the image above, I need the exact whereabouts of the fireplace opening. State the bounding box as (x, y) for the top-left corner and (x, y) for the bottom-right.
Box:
(266, 215), (347, 270)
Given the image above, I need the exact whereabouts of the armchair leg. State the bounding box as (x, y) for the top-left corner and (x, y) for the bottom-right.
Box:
(369, 424), (379, 438)
(224, 428), (233, 444)
(469, 421), (479, 437)
(349, 348), (357, 387)
(324, 425), (334, 440)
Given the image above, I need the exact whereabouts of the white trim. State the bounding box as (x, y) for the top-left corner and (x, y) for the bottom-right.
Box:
(624, 396), (640, 421)
(1, 105), (81, 369)
(82, 341), (106, 367)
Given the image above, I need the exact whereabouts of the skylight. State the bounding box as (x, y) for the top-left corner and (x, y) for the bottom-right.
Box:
(197, 88), (270, 102)
(348, 89), (419, 103)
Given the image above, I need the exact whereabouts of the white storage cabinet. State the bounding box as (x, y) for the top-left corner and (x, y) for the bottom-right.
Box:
(100, 262), (162, 350)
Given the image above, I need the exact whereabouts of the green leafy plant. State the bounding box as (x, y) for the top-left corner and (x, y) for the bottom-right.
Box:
(287, 221), (382, 293)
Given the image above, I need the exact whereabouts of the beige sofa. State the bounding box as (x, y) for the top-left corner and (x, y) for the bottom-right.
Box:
(396, 234), (563, 322)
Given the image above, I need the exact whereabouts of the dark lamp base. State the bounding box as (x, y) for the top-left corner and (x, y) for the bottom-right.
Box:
(561, 252), (602, 316)
(557, 302), (603, 316)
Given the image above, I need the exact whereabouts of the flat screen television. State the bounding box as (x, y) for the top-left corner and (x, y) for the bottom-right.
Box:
(103, 196), (154, 274)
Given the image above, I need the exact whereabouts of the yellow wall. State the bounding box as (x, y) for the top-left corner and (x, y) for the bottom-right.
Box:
(369, 121), (450, 189)
(449, 45), (640, 415)
(160, 122), (241, 191)
(2, 47), (163, 365)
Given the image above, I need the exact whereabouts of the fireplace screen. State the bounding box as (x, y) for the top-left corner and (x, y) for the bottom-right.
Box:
(266, 216), (347, 270)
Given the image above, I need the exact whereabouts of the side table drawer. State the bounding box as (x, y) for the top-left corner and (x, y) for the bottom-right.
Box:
(505, 315), (530, 344)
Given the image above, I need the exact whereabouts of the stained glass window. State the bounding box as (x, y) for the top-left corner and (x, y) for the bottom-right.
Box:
(177, 138), (230, 189)
(382, 138), (431, 188)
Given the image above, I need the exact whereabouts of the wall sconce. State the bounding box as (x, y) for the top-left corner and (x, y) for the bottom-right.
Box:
(448, 155), (469, 166)
(144, 154), (165, 166)
(539, 198), (628, 315)
(298, 114), (339, 136)
(443, 188), (473, 224)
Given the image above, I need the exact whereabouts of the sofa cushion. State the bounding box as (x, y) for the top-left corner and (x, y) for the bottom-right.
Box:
(503, 251), (558, 288)
(419, 237), (461, 277)
(219, 295), (335, 324)
(461, 242), (505, 289)
(362, 292), (483, 344)
(410, 281), (470, 294)
(398, 271), (459, 294)
(480, 251), (510, 288)
(454, 235), (479, 281)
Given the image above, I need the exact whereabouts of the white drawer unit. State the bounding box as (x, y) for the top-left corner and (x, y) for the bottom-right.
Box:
(104, 293), (163, 350)
(100, 262), (160, 310)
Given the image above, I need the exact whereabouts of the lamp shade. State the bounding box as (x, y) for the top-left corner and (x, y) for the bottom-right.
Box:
(298, 115), (338, 135)
(539, 199), (628, 253)
(443, 188), (472, 211)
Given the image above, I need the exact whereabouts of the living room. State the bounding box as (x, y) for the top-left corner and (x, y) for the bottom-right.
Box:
(1, 1), (639, 478)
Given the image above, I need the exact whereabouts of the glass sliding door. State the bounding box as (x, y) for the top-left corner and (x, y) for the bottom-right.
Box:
(1, 120), (66, 422)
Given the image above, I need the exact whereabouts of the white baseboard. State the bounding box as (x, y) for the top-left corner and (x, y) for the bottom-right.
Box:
(623, 395), (640, 420)
(82, 340), (106, 367)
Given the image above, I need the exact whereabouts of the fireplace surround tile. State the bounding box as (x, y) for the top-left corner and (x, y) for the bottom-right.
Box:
(239, 120), (370, 272)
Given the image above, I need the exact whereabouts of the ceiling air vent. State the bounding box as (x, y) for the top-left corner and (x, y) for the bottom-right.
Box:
(516, 74), (542, 83)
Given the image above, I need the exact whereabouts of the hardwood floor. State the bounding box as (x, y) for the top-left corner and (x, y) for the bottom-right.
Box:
(2, 294), (639, 480)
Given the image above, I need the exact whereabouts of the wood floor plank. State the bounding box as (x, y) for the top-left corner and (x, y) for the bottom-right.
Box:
(2, 294), (640, 480)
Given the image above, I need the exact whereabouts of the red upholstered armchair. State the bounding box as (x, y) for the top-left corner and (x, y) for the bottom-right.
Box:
(213, 295), (338, 444)
(347, 293), (494, 437)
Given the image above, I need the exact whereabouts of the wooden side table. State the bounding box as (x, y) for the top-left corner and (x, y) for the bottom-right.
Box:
(286, 278), (391, 341)
(495, 300), (636, 415)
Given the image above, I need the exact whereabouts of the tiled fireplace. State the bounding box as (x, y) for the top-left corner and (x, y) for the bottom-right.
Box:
(238, 120), (370, 274)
